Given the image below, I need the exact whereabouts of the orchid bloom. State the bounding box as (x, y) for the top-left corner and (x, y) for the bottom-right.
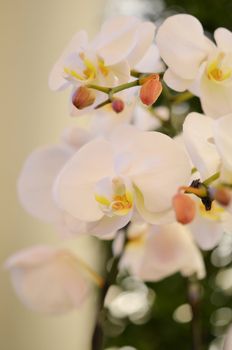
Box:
(17, 129), (93, 237)
(156, 14), (232, 118)
(119, 222), (205, 281)
(53, 125), (191, 237)
(5, 246), (90, 314)
(182, 112), (232, 249)
(49, 16), (156, 116)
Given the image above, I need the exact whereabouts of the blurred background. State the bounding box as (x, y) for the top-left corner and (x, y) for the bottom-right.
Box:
(1, 0), (232, 349)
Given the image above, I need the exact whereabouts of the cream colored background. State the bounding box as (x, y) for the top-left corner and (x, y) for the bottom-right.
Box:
(0, 0), (107, 349)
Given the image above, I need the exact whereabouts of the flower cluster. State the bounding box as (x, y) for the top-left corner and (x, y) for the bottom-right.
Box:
(6, 14), (232, 329)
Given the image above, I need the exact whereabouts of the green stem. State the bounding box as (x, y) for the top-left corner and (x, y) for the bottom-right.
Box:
(109, 79), (140, 97)
(91, 232), (128, 350)
(187, 277), (202, 350)
(87, 84), (110, 94)
(172, 91), (194, 104)
(203, 171), (220, 186)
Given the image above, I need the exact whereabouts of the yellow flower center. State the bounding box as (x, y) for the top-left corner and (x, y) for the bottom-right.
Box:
(207, 52), (232, 82)
(95, 178), (133, 217)
(64, 53), (109, 82)
(95, 191), (133, 216)
(199, 202), (224, 221)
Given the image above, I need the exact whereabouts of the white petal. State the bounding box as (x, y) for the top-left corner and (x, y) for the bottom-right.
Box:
(121, 223), (205, 281)
(214, 28), (232, 51)
(97, 27), (138, 66)
(109, 60), (130, 84)
(87, 211), (132, 238)
(130, 132), (191, 212)
(164, 68), (194, 92)
(54, 138), (115, 221)
(62, 126), (93, 150)
(134, 186), (175, 225)
(213, 114), (232, 171)
(135, 44), (165, 73)
(18, 145), (72, 222)
(126, 21), (156, 67)
(189, 211), (223, 250)
(49, 30), (88, 91)
(183, 112), (220, 179)
(200, 73), (232, 118)
(156, 14), (212, 79)
(5, 246), (89, 314)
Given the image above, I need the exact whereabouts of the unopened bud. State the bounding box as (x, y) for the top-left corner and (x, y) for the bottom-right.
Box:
(72, 86), (95, 110)
(139, 76), (162, 106)
(112, 99), (124, 113)
(214, 187), (231, 206)
(172, 193), (196, 225)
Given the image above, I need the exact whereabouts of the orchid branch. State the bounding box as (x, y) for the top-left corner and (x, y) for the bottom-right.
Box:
(91, 231), (128, 350)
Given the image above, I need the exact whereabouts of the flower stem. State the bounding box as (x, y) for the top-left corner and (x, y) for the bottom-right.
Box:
(187, 277), (203, 350)
(203, 171), (220, 186)
(91, 232), (128, 350)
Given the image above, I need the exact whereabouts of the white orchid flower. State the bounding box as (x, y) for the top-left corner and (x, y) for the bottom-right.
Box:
(5, 246), (91, 314)
(119, 222), (205, 281)
(156, 14), (232, 118)
(183, 112), (232, 249)
(17, 130), (93, 237)
(49, 16), (156, 115)
(53, 125), (191, 237)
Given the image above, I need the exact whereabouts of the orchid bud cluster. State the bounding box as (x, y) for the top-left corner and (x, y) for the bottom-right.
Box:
(5, 13), (232, 349)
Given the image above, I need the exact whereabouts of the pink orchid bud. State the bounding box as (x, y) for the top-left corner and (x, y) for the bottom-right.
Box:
(72, 86), (95, 110)
(139, 74), (162, 106)
(172, 193), (196, 225)
(112, 99), (125, 113)
(214, 188), (231, 206)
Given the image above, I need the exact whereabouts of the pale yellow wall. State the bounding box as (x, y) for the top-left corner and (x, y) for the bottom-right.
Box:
(0, 0), (106, 349)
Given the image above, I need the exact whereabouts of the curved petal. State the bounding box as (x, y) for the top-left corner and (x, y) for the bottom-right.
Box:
(126, 21), (156, 67)
(134, 186), (175, 225)
(87, 211), (132, 237)
(213, 114), (232, 171)
(135, 44), (165, 73)
(130, 132), (192, 212)
(54, 138), (115, 221)
(140, 224), (205, 281)
(200, 73), (232, 118)
(120, 223), (205, 281)
(18, 145), (72, 222)
(97, 27), (138, 66)
(109, 60), (130, 84)
(183, 112), (220, 179)
(189, 211), (223, 250)
(164, 68), (194, 92)
(156, 14), (212, 79)
(49, 30), (88, 91)
(214, 28), (232, 51)
(5, 246), (89, 314)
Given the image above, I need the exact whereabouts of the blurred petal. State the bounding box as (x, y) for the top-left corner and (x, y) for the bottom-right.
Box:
(213, 114), (232, 171)
(126, 21), (156, 67)
(135, 44), (165, 73)
(109, 60), (130, 84)
(201, 73), (232, 118)
(189, 208), (223, 250)
(54, 139), (115, 221)
(18, 145), (72, 222)
(214, 28), (232, 51)
(5, 246), (89, 314)
(164, 68), (193, 92)
(87, 211), (132, 237)
(183, 112), (220, 179)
